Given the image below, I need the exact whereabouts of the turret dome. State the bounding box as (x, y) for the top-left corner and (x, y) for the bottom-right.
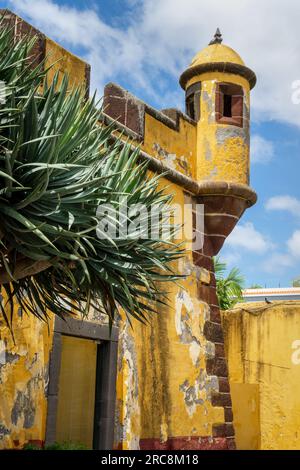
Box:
(190, 43), (245, 68)
(179, 29), (256, 90)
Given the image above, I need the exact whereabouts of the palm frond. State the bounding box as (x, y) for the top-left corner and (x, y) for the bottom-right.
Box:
(213, 257), (244, 310)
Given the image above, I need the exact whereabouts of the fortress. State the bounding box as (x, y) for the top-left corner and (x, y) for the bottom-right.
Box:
(0, 11), (257, 450)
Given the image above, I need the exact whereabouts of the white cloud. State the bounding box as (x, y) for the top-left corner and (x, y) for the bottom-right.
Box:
(265, 195), (300, 217)
(7, 0), (300, 125)
(287, 230), (300, 257)
(262, 252), (294, 274)
(9, 0), (149, 98)
(225, 222), (270, 254)
(221, 251), (241, 267)
(262, 230), (300, 274)
(251, 135), (274, 164)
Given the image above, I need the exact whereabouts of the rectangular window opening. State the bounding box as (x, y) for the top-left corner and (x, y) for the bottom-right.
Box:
(186, 96), (195, 120)
(216, 82), (244, 127)
(185, 82), (201, 121)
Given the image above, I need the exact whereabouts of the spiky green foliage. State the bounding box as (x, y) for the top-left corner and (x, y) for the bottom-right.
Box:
(214, 257), (244, 310)
(0, 23), (183, 327)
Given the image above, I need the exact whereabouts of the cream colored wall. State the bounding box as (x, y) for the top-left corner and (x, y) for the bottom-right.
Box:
(223, 302), (300, 450)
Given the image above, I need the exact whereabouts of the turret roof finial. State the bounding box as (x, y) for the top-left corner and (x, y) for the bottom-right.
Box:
(209, 28), (223, 45)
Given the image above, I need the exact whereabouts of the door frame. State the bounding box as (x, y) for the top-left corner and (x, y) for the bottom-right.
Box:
(45, 317), (119, 450)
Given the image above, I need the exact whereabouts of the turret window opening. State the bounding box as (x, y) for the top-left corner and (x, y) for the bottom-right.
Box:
(216, 82), (244, 127)
(185, 82), (201, 121)
(186, 95), (195, 120)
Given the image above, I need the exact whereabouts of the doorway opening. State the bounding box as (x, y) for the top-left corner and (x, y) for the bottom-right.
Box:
(45, 317), (118, 450)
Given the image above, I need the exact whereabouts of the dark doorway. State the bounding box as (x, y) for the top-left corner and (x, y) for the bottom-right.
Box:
(45, 317), (118, 450)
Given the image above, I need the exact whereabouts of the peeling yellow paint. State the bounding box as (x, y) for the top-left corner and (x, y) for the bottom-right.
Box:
(115, 186), (225, 446)
(0, 293), (53, 449)
(143, 113), (197, 179)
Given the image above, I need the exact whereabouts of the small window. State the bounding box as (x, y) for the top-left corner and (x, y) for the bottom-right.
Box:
(185, 82), (201, 121)
(186, 95), (195, 120)
(215, 83), (244, 127)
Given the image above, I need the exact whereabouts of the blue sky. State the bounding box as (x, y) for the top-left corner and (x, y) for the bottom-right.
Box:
(2, 0), (300, 288)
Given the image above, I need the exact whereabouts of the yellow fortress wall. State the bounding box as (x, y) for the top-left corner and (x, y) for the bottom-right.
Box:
(114, 189), (225, 450)
(0, 14), (257, 450)
(223, 302), (300, 450)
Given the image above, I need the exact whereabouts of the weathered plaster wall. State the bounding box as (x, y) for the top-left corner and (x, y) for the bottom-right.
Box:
(114, 188), (226, 449)
(143, 114), (197, 179)
(45, 38), (90, 93)
(223, 302), (300, 450)
(0, 9), (90, 94)
(0, 298), (53, 449)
